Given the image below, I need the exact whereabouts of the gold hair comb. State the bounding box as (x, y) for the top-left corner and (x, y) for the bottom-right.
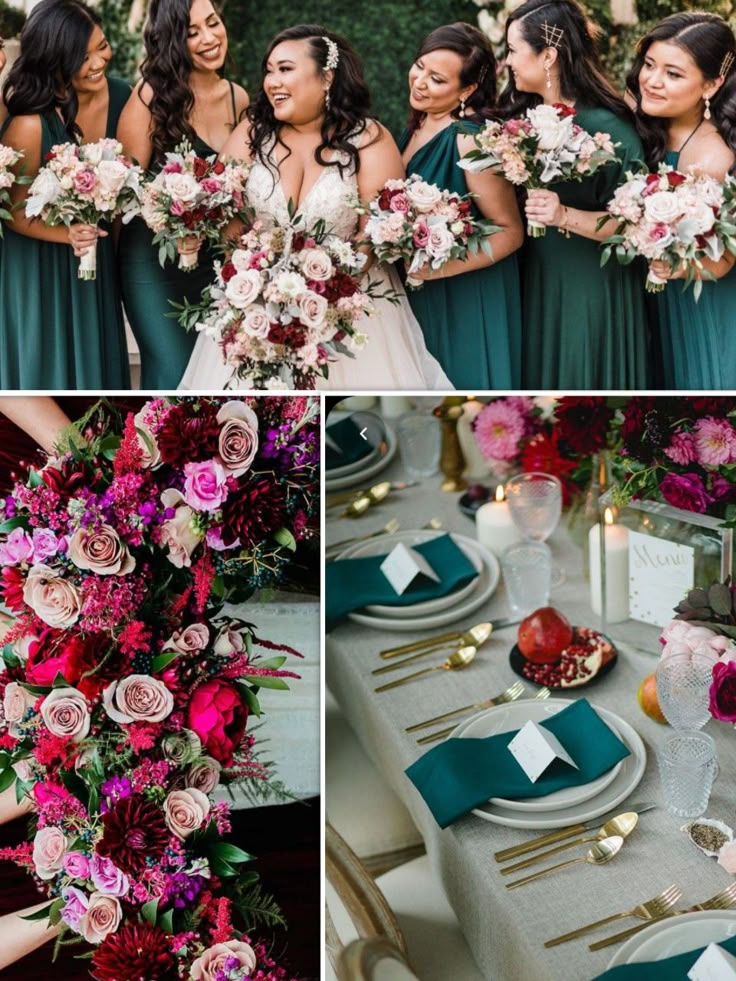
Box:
(720, 50), (735, 78)
(541, 20), (564, 49)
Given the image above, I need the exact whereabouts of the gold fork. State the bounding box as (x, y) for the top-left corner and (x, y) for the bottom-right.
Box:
(416, 687), (551, 745)
(544, 884), (682, 947)
(326, 519), (401, 555)
(589, 883), (736, 951)
(406, 681), (525, 731)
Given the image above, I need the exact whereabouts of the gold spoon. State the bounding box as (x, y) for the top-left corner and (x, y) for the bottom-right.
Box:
(374, 645), (477, 693)
(505, 835), (624, 890)
(373, 623), (492, 676)
(380, 621), (492, 661)
(501, 812), (638, 875)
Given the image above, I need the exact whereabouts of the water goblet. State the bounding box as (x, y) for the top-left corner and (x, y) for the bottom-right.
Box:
(655, 649), (716, 730)
(505, 473), (564, 586)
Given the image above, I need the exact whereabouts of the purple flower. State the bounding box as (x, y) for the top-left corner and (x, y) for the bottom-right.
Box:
(61, 885), (89, 932)
(100, 776), (132, 813)
(63, 851), (91, 879)
(90, 853), (130, 897)
(659, 472), (712, 513)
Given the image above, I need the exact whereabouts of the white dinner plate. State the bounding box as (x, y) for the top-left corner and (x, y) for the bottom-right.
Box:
(452, 698), (623, 812)
(325, 416), (397, 491)
(337, 530), (483, 619)
(607, 911), (736, 968)
(449, 699), (646, 829)
(325, 440), (382, 478)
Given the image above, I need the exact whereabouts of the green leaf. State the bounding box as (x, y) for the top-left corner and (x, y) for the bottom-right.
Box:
(240, 674), (290, 690)
(52, 672), (72, 689)
(273, 527), (297, 552)
(257, 656), (287, 670)
(1, 643), (20, 669)
(28, 468), (43, 489)
(208, 855), (238, 877)
(209, 842), (254, 864)
(15, 778), (32, 805)
(151, 650), (179, 674)
(158, 908), (174, 934)
(48, 898), (65, 927)
(141, 898), (159, 925)
(0, 768), (16, 794)
(239, 684), (261, 718)
(20, 902), (53, 922)
(0, 515), (28, 534)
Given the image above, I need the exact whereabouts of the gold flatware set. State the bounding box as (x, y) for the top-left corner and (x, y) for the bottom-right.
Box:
(416, 687), (551, 745)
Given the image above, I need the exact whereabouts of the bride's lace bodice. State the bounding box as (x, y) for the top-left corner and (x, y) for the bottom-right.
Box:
(245, 139), (360, 239)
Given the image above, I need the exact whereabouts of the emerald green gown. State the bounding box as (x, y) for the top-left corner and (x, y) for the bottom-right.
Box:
(0, 76), (131, 389)
(522, 107), (650, 389)
(398, 121), (522, 389)
(657, 149), (736, 389)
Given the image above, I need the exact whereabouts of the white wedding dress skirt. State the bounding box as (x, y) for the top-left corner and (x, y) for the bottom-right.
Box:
(179, 137), (452, 392)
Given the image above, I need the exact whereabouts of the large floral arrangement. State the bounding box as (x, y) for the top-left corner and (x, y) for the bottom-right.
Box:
(361, 175), (499, 287)
(178, 217), (385, 389)
(602, 167), (736, 298)
(25, 138), (142, 279)
(0, 396), (319, 978)
(459, 103), (618, 236)
(140, 141), (251, 271)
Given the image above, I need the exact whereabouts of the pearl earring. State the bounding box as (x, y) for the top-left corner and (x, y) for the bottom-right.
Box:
(459, 98), (466, 118)
(545, 65), (552, 90)
(704, 95), (711, 120)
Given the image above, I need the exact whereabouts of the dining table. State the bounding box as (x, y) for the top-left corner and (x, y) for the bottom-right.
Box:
(325, 444), (736, 981)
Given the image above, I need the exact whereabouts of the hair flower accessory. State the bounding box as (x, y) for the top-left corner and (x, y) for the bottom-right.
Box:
(322, 35), (340, 70)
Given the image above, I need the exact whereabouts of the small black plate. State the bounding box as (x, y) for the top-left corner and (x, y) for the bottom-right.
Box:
(458, 485), (495, 518)
(509, 628), (618, 689)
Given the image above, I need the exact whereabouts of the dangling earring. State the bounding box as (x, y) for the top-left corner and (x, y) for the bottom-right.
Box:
(325, 89), (331, 110)
(545, 65), (552, 90)
(704, 94), (711, 120)
(459, 98), (466, 118)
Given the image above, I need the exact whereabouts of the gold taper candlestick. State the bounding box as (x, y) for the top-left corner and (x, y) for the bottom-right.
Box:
(433, 397), (468, 493)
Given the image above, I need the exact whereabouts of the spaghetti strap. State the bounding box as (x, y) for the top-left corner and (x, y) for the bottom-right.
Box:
(228, 80), (237, 127)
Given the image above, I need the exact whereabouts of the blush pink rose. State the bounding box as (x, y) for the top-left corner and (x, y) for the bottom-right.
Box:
(190, 939), (257, 980)
(22, 565), (81, 628)
(160, 489), (202, 568)
(40, 686), (90, 741)
(216, 402), (259, 478)
(182, 460), (229, 512)
(80, 893), (121, 944)
(33, 826), (69, 880)
(68, 524), (135, 576)
(213, 623), (245, 657)
(102, 675), (173, 724)
(163, 787), (211, 839)
(3, 680), (35, 730)
(164, 623), (210, 655)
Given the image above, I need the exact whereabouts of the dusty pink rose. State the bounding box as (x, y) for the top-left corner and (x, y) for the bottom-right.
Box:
(33, 826), (69, 880)
(41, 686), (90, 741)
(73, 170), (96, 194)
(102, 675), (173, 724)
(22, 565), (81, 627)
(163, 787), (210, 839)
(199, 177), (222, 194)
(160, 489), (202, 568)
(413, 221), (429, 248)
(164, 623), (210, 654)
(718, 840), (736, 873)
(3, 681), (35, 729)
(68, 524), (135, 576)
(182, 460), (229, 512)
(185, 757), (222, 795)
(32, 528), (60, 561)
(300, 248), (333, 281)
(216, 402), (259, 478)
(190, 939), (257, 980)
(389, 192), (410, 213)
(80, 893), (121, 944)
(61, 886), (89, 931)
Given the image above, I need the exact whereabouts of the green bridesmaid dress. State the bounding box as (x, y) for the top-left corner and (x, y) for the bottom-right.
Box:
(398, 121), (522, 389)
(0, 76), (131, 389)
(657, 149), (736, 389)
(522, 106), (650, 389)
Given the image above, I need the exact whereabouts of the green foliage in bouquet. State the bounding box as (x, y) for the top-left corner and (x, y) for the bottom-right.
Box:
(673, 580), (736, 641)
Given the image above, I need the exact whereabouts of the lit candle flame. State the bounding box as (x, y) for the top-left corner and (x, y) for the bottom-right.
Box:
(496, 485), (505, 503)
(604, 507), (614, 526)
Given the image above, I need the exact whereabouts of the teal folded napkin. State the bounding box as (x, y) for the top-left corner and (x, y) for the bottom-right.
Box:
(326, 417), (373, 470)
(593, 933), (736, 980)
(406, 698), (631, 828)
(325, 534), (479, 631)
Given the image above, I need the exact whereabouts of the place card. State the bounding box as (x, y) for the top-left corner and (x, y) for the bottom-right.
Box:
(688, 943), (736, 981)
(628, 530), (695, 627)
(380, 543), (441, 595)
(508, 720), (579, 783)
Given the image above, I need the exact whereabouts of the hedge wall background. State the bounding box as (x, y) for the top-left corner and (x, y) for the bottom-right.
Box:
(99, 0), (733, 139)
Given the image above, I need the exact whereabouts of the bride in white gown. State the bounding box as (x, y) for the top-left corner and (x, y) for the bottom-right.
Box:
(179, 24), (451, 391)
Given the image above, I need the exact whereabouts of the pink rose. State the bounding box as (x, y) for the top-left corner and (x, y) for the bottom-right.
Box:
(32, 528), (60, 562)
(68, 524), (135, 576)
(73, 170), (96, 194)
(160, 489), (203, 568)
(389, 192), (410, 213)
(61, 886), (89, 931)
(182, 460), (229, 512)
(190, 939), (257, 980)
(199, 177), (222, 194)
(164, 623), (210, 654)
(300, 248), (333, 281)
(186, 757), (222, 795)
(413, 221), (429, 248)
(660, 621), (731, 658)
(170, 199), (186, 216)
(216, 402), (259, 478)
(64, 851), (91, 879)
(163, 787), (211, 839)
(0, 527), (34, 566)
(41, 686), (90, 741)
(90, 854), (129, 897)
(3, 681), (35, 731)
(103, 675), (173, 724)
(22, 565), (81, 628)
(80, 893), (121, 944)
(33, 826), (69, 879)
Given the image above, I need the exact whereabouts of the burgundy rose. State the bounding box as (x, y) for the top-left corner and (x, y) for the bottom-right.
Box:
(220, 474), (286, 547)
(555, 397), (613, 455)
(709, 659), (736, 722)
(91, 922), (178, 981)
(97, 795), (169, 875)
(187, 679), (249, 766)
(660, 472), (712, 513)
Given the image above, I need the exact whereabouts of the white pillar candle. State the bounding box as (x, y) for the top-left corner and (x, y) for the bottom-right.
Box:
(380, 396), (413, 419)
(475, 486), (523, 557)
(589, 509), (629, 623)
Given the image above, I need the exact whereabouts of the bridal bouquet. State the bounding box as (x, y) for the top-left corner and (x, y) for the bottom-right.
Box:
(178, 217), (383, 389)
(601, 167), (736, 298)
(25, 138), (142, 279)
(458, 103), (618, 236)
(361, 175), (499, 287)
(140, 141), (251, 271)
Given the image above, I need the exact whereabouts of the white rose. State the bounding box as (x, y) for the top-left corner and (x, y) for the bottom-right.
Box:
(162, 172), (201, 204)
(425, 223), (456, 260)
(26, 170), (61, 217)
(405, 179), (443, 213)
(297, 290), (329, 329)
(94, 160), (129, 208)
(225, 270), (263, 309)
(644, 191), (683, 225)
(300, 248), (333, 281)
(527, 104), (575, 151)
(275, 270), (307, 298)
(81, 143), (104, 166)
(230, 248), (254, 271)
(677, 200), (717, 239)
(241, 304), (271, 338)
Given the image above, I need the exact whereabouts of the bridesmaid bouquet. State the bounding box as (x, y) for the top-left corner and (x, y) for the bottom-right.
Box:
(140, 140), (251, 271)
(360, 175), (500, 287)
(458, 103), (618, 237)
(25, 138), (142, 279)
(0, 145), (29, 238)
(178, 217), (385, 389)
(601, 167), (736, 298)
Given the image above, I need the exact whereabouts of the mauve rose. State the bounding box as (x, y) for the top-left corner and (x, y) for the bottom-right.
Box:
(61, 886), (89, 931)
(186, 757), (222, 795)
(64, 851), (91, 879)
(659, 472), (712, 513)
(68, 524), (135, 576)
(425, 223), (456, 261)
(3, 681), (35, 731)
(23, 565), (81, 628)
(199, 177), (222, 194)
(103, 675), (173, 724)
(389, 192), (410, 213)
(33, 826), (69, 880)
(413, 222), (429, 248)
(41, 686), (90, 741)
(164, 787), (211, 839)
(216, 402), (259, 478)
(297, 290), (329, 329)
(80, 893), (121, 944)
(90, 853), (129, 897)
(182, 459), (229, 512)
(164, 623), (210, 654)
(241, 305), (271, 339)
(213, 623), (245, 657)
(160, 489), (202, 568)
(300, 248), (333, 281)
(190, 939), (257, 980)
(0, 527), (33, 566)
(710, 659), (736, 722)
(225, 269), (263, 309)
(187, 679), (248, 766)
(73, 170), (96, 194)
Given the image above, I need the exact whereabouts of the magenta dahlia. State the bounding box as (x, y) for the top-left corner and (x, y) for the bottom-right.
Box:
(97, 794), (169, 875)
(91, 922), (178, 981)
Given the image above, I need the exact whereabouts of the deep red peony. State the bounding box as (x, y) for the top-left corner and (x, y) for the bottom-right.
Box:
(187, 678), (249, 767)
(26, 628), (106, 698)
(91, 922), (178, 981)
(97, 794), (169, 875)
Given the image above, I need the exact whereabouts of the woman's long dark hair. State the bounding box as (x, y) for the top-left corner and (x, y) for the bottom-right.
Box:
(498, 0), (630, 120)
(248, 24), (374, 178)
(626, 13), (736, 172)
(3, 0), (102, 140)
(406, 22), (497, 134)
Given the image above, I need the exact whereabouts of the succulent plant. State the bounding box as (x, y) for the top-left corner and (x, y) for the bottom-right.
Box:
(673, 580), (736, 640)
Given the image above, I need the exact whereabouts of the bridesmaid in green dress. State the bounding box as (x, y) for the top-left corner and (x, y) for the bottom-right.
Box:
(117, 0), (248, 389)
(398, 23), (523, 389)
(628, 13), (736, 389)
(0, 0), (130, 389)
(501, 0), (649, 389)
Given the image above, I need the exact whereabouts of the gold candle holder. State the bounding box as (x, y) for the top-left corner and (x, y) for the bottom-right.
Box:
(433, 397), (468, 493)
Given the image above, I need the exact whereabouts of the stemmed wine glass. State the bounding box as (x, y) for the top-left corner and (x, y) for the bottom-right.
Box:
(505, 472), (564, 585)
